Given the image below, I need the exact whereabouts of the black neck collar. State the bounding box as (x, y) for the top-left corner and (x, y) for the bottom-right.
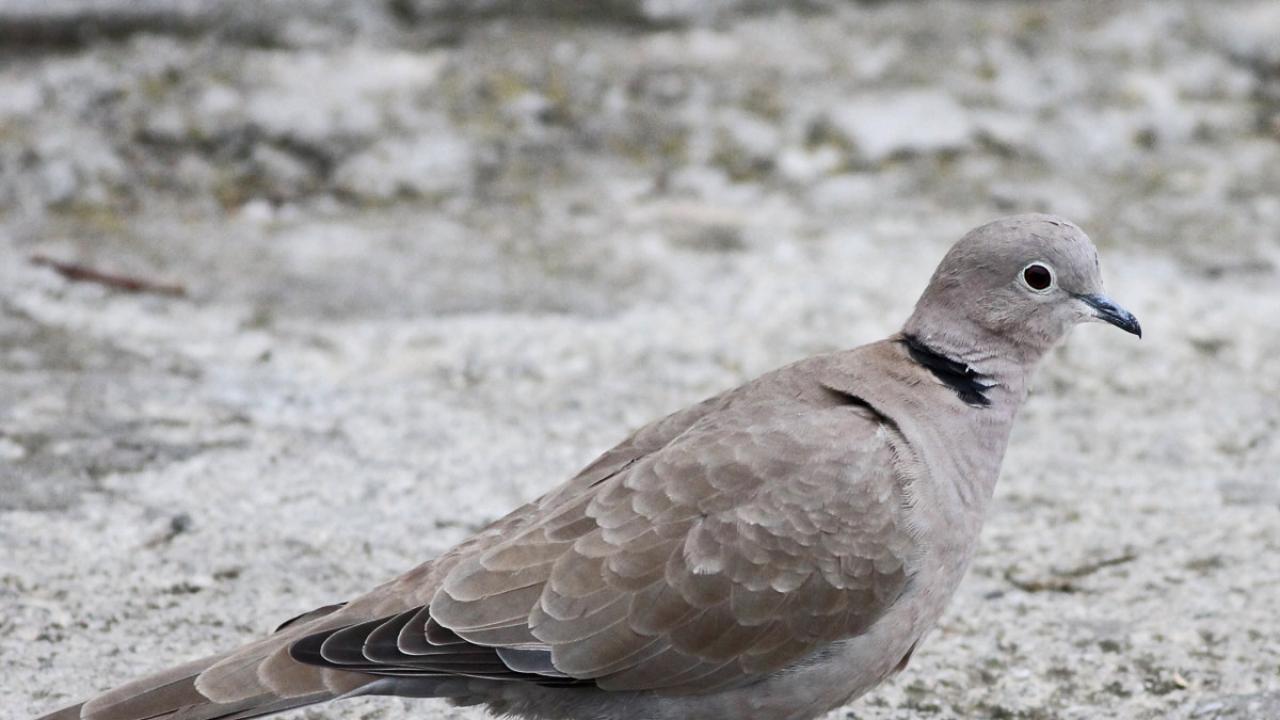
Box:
(899, 334), (994, 407)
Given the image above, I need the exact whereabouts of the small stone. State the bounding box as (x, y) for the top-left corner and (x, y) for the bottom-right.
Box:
(649, 201), (746, 252)
(810, 173), (881, 211)
(776, 145), (842, 184)
(192, 84), (245, 138)
(36, 161), (79, 206)
(0, 437), (27, 461)
(333, 136), (475, 200)
(142, 105), (188, 143)
(826, 91), (974, 165)
(723, 111), (779, 155)
(250, 144), (315, 198)
(715, 110), (780, 178)
(0, 77), (43, 120)
(237, 198), (276, 224)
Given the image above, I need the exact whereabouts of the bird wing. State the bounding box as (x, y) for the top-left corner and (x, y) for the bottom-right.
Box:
(287, 374), (920, 696)
(190, 385), (745, 705)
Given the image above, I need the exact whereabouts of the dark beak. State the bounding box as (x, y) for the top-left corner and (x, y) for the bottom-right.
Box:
(1077, 294), (1142, 338)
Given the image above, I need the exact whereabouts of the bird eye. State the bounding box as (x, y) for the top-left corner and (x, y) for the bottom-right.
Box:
(1021, 263), (1054, 291)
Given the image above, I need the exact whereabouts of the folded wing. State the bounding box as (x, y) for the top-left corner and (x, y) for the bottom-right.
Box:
(290, 390), (918, 696)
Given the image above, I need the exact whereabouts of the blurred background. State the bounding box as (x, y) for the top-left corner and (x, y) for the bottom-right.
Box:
(1, 1), (1278, 718)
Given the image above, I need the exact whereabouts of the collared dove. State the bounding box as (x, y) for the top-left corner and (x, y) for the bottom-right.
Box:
(37, 213), (1141, 720)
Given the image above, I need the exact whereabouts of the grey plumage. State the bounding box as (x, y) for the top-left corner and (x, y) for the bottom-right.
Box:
(36, 214), (1140, 720)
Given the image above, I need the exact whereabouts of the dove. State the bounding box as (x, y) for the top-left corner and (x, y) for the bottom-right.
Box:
(37, 213), (1140, 720)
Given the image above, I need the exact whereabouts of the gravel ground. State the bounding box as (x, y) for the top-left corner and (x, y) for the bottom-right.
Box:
(2, 1), (1279, 718)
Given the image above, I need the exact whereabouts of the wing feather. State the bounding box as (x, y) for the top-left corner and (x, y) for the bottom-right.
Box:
(286, 365), (919, 696)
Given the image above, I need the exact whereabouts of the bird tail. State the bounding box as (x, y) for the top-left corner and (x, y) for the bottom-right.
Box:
(34, 649), (334, 720)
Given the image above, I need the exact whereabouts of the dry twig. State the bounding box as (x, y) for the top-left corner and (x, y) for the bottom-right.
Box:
(1004, 551), (1138, 594)
(31, 254), (187, 298)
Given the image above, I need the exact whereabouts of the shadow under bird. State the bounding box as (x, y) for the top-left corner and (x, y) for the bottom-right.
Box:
(38, 213), (1141, 720)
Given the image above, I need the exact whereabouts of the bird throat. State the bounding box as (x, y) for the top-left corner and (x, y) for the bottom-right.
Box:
(899, 334), (995, 407)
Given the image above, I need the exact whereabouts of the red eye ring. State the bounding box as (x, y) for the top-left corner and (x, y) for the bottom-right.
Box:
(1022, 263), (1053, 291)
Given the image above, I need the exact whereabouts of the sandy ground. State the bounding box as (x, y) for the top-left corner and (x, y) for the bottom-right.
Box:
(2, 1), (1279, 718)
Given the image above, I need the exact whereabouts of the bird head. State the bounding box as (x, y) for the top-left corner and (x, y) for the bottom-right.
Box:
(906, 214), (1141, 365)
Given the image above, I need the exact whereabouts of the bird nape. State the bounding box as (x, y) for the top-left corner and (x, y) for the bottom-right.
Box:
(38, 213), (1139, 720)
